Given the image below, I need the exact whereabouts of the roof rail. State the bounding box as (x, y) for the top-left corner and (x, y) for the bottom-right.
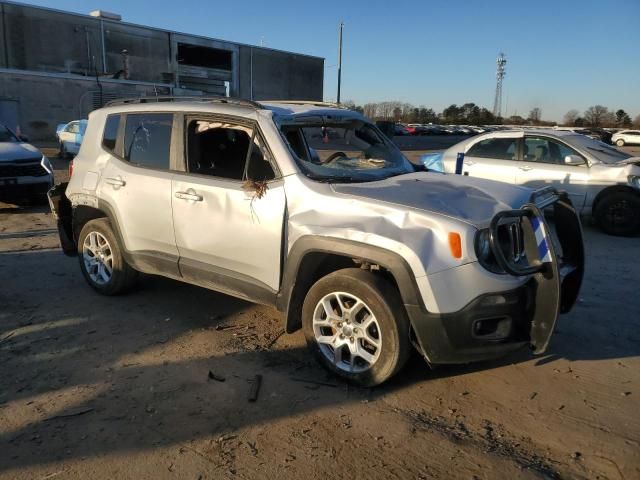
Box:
(260, 100), (350, 110)
(104, 95), (264, 109)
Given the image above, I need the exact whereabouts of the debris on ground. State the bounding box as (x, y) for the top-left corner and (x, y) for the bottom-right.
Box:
(248, 374), (262, 402)
(208, 371), (226, 382)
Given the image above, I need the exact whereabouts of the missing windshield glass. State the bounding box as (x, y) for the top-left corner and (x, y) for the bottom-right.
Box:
(279, 117), (414, 182)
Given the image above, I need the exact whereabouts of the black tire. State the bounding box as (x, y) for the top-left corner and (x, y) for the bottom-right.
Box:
(77, 218), (137, 295)
(594, 192), (640, 236)
(615, 139), (625, 147)
(302, 268), (411, 386)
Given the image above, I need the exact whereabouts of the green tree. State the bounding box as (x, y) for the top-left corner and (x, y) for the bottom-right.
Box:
(616, 109), (632, 127)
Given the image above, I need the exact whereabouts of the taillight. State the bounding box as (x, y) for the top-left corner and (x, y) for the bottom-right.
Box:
(68, 161), (73, 177)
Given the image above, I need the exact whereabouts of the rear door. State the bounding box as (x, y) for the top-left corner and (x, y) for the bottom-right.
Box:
(98, 112), (180, 275)
(171, 115), (286, 293)
(516, 135), (589, 209)
(461, 133), (523, 183)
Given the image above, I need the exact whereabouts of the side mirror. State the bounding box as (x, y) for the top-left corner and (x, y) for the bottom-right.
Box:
(564, 154), (583, 166)
(19, 135), (29, 142)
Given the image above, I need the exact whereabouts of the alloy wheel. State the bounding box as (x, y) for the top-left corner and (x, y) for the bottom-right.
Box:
(82, 231), (113, 285)
(312, 291), (382, 373)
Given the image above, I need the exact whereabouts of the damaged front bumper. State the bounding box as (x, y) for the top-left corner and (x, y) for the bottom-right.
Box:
(408, 187), (584, 364)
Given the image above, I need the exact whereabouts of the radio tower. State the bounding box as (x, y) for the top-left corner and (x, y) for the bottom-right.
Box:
(493, 53), (507, 118)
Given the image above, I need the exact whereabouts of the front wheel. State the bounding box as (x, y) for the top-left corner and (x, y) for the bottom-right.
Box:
(77, 218), (137, 295)
(615, 139), (625, 147)
(594, 192), (640, 236)
(302, 268), (411, 386)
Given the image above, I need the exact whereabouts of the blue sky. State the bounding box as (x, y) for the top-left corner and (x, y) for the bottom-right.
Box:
(22, 0), (640, 121)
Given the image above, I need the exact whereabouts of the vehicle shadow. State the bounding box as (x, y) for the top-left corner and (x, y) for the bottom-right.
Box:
(0, 245), (638, 473)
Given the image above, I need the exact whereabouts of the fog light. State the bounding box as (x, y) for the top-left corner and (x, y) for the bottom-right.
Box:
(472, 317), (512, 340)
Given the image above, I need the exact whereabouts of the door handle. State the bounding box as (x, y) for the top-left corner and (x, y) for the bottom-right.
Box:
(105, 176), (126, 187)
(519, 166), (533, 171)
(175, 191), (203, 202)
(464, 160), (474, 166)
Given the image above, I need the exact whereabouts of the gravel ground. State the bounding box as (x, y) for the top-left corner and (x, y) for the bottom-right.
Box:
(0, 148), (638, 480)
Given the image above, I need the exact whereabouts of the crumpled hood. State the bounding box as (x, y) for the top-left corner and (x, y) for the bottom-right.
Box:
(331, 172), (533, 227)
(613, 156), (640, 167)
(0, 142), (42, 163)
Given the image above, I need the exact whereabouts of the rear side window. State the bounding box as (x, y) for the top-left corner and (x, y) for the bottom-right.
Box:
(467, 138), (518, 161)
(123, 113), (173, 170)
(102, 114), (120, 153)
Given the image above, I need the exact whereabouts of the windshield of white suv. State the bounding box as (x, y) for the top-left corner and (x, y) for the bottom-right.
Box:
(568, 134), (631, 163)
(279, 117), (415, 182)
(0, 125), (18, 142)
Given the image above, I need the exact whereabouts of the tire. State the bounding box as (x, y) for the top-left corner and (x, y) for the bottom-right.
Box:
(615, 139), (625, 147)
(594, 192), (640, 236)
(302, 268), (411, 386)
(77, 218), (137, 295)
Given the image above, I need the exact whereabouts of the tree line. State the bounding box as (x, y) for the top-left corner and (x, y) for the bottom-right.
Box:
(342, 100), (639, 128)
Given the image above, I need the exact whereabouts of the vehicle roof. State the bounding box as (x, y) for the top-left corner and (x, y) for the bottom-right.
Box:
(94, 99), (361, 120)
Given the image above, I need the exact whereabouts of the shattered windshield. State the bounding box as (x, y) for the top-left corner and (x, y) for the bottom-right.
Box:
(279, 117), (414, 182)
(568, 134), (631, 164)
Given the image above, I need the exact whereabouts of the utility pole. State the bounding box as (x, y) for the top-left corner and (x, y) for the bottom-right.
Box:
(337, 21), (343, 104)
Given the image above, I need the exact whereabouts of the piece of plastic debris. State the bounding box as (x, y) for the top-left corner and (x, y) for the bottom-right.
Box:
(208, 371), (225, 382)
(248, 374), (262, 402)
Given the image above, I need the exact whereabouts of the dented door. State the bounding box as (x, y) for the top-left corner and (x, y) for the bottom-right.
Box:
(171, 175), (286, 291)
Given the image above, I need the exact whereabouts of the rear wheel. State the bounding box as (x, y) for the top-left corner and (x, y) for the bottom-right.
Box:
(615, 139), (625, 147)
(302, 268), (411, 386)
(594, 192), (640, 236)
(77, 218), (137, 294)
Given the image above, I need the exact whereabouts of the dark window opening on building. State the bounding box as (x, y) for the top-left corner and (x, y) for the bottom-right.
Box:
(177, 44), (232, 70)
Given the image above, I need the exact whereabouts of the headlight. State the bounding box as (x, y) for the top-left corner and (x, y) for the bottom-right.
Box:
(41, 155), (53, 174)
(474, 228), (503, 274)
(629, 175), (640, 189)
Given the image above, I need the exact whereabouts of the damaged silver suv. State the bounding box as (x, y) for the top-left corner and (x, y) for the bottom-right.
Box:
(49, 97), (584, 386)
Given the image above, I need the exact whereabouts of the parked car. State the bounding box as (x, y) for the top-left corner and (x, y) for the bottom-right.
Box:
(441, 129), (640, 235)
(0, 123), (54, 203)
(393, 123), (411, 136)
(56, 119), (87, 158)
(48, 98), (584, 386)
(612, 130), (640, 147)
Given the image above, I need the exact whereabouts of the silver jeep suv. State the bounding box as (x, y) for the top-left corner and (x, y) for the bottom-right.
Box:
(49, 97), (585, 386)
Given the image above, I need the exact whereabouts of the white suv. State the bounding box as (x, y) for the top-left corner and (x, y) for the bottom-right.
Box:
(48, 97), (584, 386)
(612, 130), (640, 147)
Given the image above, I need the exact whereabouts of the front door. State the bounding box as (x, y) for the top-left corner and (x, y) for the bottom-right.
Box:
(516, 136), (589, 209)
(98, 112), (179, 275)
(172, 116), (285, 293)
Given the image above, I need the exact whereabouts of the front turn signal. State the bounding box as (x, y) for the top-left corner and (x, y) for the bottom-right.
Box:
(448, 232), (462, 259)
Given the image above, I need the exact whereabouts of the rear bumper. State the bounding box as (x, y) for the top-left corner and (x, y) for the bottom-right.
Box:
(47, 182), (76, 256)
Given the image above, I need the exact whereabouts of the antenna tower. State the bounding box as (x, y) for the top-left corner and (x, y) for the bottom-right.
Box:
(493, 52), (507, 118)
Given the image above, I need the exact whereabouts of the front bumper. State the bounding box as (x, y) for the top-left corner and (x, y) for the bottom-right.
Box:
(408, 188), (584, 364)
(0, 176), (53, 200)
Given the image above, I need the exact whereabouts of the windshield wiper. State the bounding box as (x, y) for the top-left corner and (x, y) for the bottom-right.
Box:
(587, 146), (626, 157)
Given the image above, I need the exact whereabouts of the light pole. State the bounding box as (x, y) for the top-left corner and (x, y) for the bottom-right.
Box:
(337, 21), (343, 104)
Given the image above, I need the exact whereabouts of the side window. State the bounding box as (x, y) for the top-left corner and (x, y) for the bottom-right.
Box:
(524, 137), (583, 165)
(185, 119), (275, 181)
(102, 114), (120, 153)
(467, 138), (518, 160)
(123, 113), (173, 169)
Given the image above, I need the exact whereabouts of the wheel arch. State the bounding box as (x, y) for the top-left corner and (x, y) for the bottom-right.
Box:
(592, 185), (640, 215)
(277, 236), (425, 334)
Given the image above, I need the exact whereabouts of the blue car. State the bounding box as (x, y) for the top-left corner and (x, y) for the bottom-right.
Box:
(56, 119), (87, 158)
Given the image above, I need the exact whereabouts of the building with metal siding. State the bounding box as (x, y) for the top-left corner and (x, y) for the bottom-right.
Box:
(0, 1), (324, 140)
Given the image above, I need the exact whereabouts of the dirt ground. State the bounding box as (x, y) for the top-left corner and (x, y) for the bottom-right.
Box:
(1, 149), (639, 480)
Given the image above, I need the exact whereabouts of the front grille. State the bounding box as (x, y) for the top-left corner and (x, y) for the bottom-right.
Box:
(0, 162), (47, 178)
(496, 219), (526, 265)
